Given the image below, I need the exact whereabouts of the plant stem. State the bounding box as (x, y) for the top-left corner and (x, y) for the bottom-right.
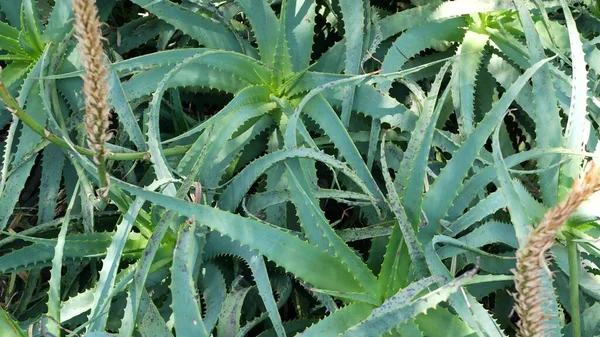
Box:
(0, 78), (191, 161)
(97, 155), (109, 197)
(513, 163), (600, 336)
(566, 231), (582, 337)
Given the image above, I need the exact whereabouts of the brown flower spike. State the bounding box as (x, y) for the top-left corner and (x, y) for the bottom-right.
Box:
(72, 0), (112, 196)
(514, 161), (600, 336)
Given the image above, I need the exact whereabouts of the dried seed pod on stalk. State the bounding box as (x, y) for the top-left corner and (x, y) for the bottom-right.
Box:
(72, 0), (112, 199)
(514, 161), (600, 336)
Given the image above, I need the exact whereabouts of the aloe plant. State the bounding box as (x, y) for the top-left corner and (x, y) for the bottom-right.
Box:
(1, 0), (600, 336)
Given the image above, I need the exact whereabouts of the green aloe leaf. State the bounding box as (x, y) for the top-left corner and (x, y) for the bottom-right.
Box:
(422, 56), (554, 240)
(113, 179), (366, 295)
(0, 307), (26, 337)
(558, 0), (590, 199)
(129, 0), (244, 52)
(171, 221), (209, 337)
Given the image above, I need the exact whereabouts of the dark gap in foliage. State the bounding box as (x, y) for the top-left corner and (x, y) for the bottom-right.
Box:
(10, 154), (45, 230)
(383, 0), (419, 12)
(484, 137), (493, 152)
(482, 242), (513, 256)
(443, 107), (460, 135)
(389, 81), (412, 109)
(479, 292), (496, 311)
(94, 213), (122, 233)
(348, 238), (373, 268)
(521, 177), (543, 201)
(321, 198), (347, 226)
(387, 167), (396, 181)
(436, 147), (453, 162)
(504, 111), (526, 152)
(179, 90), (233, 121)
(310, 0), (343, 61)
(0, 119), (10, 140)
(315, 160), (332, 188)
(486, 182), (498, 194)
(229, 131), (269, 183)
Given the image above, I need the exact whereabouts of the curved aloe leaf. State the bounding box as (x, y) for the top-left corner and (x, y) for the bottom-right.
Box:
(171, 221), (209, 337)
(114, 179), (366, 295)
(286, 160), (379, 297)
(422, 56), (554, 240)
(129, 0), (244, 52)
(558, 0), (590, 199)
(0, 307), (26, 337)
(204, 233), (286, 337)
(284, 0), (316, 72)
(235, 0), (279, 66)
(513, 0), (562, 206)
(297, 303), (375, 337)
(46, 181), (80, 336)
(219, 147), (376, 212)
(87, 198), (146, 332)
(379, 17), (466, 92)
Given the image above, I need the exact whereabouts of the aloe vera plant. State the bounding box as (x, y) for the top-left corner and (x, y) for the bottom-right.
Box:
(1, 0), (600, 336)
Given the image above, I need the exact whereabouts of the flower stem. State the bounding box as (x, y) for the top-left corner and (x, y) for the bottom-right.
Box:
(566, 231), (582, 337)
(514, 162), (600, 336)
(0, 79), (190, 160)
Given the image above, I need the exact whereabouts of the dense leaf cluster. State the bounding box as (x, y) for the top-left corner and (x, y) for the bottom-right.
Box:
(1, 0), (600, 336)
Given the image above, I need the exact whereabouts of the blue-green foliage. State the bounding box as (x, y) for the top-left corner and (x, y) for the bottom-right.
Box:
(0, 0), (599, 336)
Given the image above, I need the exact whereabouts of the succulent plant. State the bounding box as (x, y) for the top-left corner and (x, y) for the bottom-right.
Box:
(0, 0), (600, 336)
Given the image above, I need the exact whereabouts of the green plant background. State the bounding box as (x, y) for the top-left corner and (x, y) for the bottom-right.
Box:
(1, 0), (600, 336)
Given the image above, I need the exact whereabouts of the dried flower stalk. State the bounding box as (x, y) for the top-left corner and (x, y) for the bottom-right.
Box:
(72, 0), (112, 197)
(514, 161), (600, 336)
